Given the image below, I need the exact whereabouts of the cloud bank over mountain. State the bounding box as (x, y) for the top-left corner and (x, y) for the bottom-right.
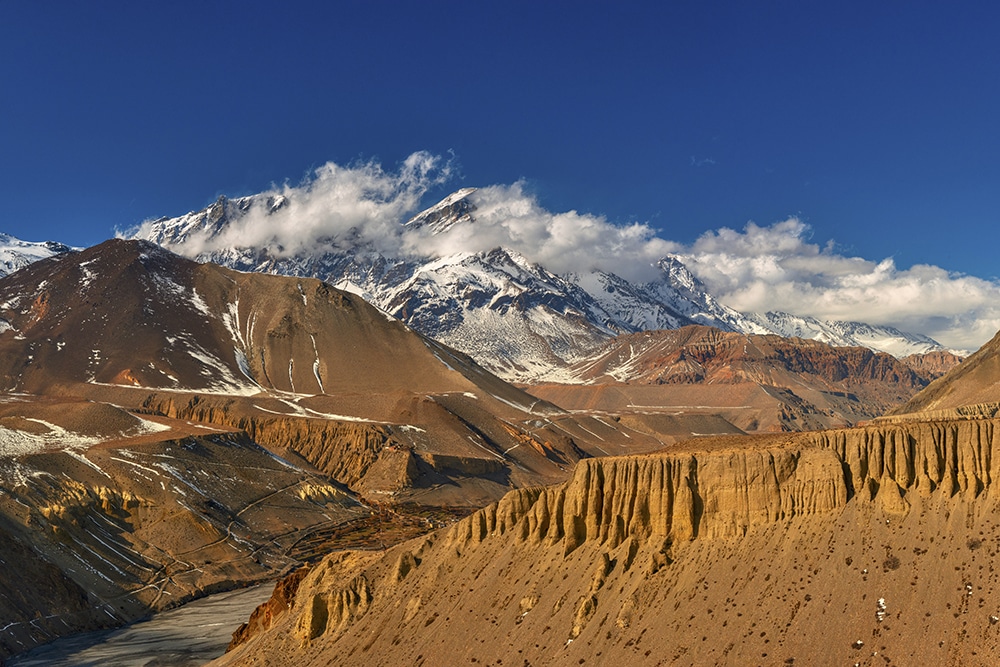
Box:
(403, 182), (676, 283)
(675, 220), (1000, 351)
(130, 152), (1000, 351)
(130, 151), (454, 259)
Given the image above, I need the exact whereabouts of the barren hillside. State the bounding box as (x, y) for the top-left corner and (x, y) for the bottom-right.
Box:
(217, 418), (1000, 666)
(889, 329), (1000, 419)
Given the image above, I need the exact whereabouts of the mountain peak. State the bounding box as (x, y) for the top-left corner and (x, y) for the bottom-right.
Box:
(404, 187), (478, 234)
(0, 232), (75, 278)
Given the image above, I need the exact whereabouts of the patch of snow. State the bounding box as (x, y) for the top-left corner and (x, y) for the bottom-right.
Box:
(134, 416), (173, 435)
(189, 288), (212, 317)
(155, 462), (209, 497)
(109, 456), (162, 478)
(234, 347), (259, 385)
(309, 334), (324, 393)
(186, 344), (259, 395)
(488, 393), (536, 414)
(64, 449), (112, 479)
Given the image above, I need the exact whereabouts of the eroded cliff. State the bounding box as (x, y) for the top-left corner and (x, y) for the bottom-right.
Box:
(217, 417), (1000, 667)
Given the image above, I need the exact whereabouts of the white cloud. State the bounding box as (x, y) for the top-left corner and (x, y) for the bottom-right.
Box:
(143, 156), (678, 284)
(404, 182), (677, 282)
(146, 151), (453, 259)
(674, 219), (1000, 351)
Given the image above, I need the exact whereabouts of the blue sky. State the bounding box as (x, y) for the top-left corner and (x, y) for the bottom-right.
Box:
(2, 1), (1000, 346)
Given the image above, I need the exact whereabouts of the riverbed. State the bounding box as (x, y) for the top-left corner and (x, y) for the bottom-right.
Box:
(8, 584), (272, 667)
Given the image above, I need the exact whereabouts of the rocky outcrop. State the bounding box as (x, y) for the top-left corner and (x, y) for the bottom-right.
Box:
(900, 349), (965, 379)
(445, 446), (847, 556)
(228, 565), (313, 651)
(806, 419), (1000, 502)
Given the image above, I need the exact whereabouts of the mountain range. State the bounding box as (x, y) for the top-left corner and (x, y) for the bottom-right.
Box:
(129, 188), (954, 382)
(0, 228), (951, 442)
(0, 229), (993, 664)
(527, 325), (958, 432)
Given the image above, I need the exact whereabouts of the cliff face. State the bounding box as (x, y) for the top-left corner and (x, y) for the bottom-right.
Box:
(217, 418), (1000, 667)
(806, 419), (1000, 502)
(446, 446), (847, 556)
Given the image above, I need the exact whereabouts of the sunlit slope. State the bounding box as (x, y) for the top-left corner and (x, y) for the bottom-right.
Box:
(888, 329), (1000, 418)
(217, 420), (1000, 666)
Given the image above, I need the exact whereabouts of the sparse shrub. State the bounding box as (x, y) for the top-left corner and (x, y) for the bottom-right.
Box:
(883, 555), (901, 571)
(967, 538), (983, 551)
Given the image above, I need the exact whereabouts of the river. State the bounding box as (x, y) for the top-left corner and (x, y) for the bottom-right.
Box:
(8, 585), (272, 667)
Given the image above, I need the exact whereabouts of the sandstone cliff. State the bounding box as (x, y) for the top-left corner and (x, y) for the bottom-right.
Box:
(217, 417), (1000, 667)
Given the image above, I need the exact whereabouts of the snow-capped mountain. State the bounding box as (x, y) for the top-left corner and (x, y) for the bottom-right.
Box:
(129, 188), (951, 381)
(0, 233), (73, 277)
(745, 312), (945, 358)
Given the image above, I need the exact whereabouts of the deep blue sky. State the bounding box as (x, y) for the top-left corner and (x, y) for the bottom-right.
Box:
(2, 1), (998, 278)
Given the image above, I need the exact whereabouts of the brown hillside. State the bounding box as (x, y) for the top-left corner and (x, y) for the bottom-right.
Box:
(0, 241), (668, 659)
(890, 330), (1000, 418)
(0, 240), (672, 507)
(216, 419), (1000, 667)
